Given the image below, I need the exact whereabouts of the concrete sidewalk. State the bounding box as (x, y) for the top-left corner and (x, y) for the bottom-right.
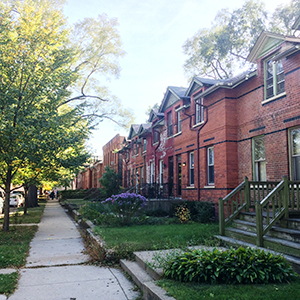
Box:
(7, 200), (140, 300)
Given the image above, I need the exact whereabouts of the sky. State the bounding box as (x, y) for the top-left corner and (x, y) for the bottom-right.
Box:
(63, 0), (290, 157)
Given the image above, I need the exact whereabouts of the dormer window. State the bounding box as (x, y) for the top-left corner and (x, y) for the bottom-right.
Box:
(167, 111), (173, 137)
(265, 58), (285, 100)
(195, 98), (204, 124)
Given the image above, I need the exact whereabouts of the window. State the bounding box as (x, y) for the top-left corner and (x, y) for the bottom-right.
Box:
(253, 136), (266, 181)
(290, 127), (300, 181)
(195, 98), (204, 124)
(167, 111), (173, 137)
(141, 167), (144, 185)
(189, 152), (194, 185)
(143, 139), (147, 152)
(154, 131), (159, 144)
(150, 162), (154, 184)
(159, 160), (163, 187)
(207, 147), (214, 185)
(177, 110), (181, 133)
(265, 59), (285, 100)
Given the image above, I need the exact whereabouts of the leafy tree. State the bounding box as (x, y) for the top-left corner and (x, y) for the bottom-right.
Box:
(0, 0), (130, 231)
(100, 166), (121, 198)
(182, 0), (300, 79)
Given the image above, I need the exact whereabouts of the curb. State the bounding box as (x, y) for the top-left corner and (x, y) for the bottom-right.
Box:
(61, 200), (173, 300)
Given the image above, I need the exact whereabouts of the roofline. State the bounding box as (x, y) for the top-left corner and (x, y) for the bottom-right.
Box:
(195, 70), (257, 99)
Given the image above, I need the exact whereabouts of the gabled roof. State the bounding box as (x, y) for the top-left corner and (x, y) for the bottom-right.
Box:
(186, 77), (222, 97)
(148, 109), (164, 123)
(247, 31), (300, 63)
(292, 15), (300, 31)
(137, 123), (151, 136)
(128, 124), (140, 140)
(159, 86), (188, 113)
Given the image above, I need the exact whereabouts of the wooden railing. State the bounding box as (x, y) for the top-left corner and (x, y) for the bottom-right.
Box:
(219, 176), (300, 246)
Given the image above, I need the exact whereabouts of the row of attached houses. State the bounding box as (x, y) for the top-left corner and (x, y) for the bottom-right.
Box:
(76, 22), (300, 210)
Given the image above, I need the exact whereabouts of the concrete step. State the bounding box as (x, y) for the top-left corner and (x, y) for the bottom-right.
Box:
(120, 259), (153, 290)
(120, 259), (176, 300)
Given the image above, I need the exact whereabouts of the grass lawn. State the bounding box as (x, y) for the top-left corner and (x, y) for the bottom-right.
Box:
(94, 222), (220, 252)
(157, 278), (300, 300)
(0, 226), (38, 268)
(0, 273), (18, 295)
(0, 202), (46, 224)
(0, 204), (45, 295)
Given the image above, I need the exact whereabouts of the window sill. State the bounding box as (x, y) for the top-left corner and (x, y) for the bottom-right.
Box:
(262, 92), (286, 105)
(186, 185), (195, 189)
(193, 121), (204, 128)
(173, 132), (182, 138)
(204, 185), (215, 189)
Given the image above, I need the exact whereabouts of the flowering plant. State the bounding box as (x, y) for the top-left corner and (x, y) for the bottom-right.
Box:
(102, 192), (147, 224)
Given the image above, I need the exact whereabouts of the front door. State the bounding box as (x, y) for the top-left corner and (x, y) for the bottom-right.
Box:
(177, 155), (182, 197)
(168, 156), (174, 196)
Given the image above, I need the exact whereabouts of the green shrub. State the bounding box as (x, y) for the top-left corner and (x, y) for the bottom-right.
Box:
(83, 188), (106, 201)
(172, 201), (215, 223)
(60, 189), (87, 200)
(164, 247), (298, 284)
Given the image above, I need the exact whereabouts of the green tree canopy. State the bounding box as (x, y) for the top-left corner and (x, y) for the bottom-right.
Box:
(182, 0), (300, 80)
(0, 0), (131, 230)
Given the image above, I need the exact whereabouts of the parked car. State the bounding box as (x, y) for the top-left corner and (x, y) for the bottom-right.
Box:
(0, 197), (4, 214)
(11, 191), (25, 207)
(9, 194), (24, 207)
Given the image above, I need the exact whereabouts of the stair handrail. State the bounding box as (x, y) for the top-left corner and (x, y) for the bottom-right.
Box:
(219, 177), (250, 235)
(255, 176), (288, 247)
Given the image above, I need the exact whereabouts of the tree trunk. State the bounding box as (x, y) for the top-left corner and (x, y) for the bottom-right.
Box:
(28, 185), (38, 207)
(24, 185), (29, 214)
(3, 169), (12, 231)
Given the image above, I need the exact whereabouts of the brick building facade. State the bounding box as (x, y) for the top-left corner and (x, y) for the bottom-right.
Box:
(75, 24), (300, 209)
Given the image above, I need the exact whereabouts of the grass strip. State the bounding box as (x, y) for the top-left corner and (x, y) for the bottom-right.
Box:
(157, 278), (300, 300)
(0, 272), (18, 295)
(0, 202), (46, 224)
(0, 226), (38, 268)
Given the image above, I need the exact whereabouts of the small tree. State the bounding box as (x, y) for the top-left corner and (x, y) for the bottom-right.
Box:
(100, 166), (121, 198)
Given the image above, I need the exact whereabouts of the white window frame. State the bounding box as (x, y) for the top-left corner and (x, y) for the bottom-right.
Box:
(195, 98), (204, 125)
(264, 58), (285, 101)
(177, 110), (181, 133)
(252, 136), (266, 181)
(290, 127), (300, 181)
(189, 152), (194, 186)
(167, 111), (173, 137)
(150, 162), (154, 184)
(207, 146), (214, 185)
(159, 159), (163, 187)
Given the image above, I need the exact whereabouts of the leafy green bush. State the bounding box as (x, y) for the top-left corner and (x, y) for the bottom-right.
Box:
(60, 189), (87, 200)
(172, 201), (215, 223)
(164, 247), (298, 284)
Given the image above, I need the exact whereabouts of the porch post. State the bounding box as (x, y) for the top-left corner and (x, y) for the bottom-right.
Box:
(219, 197), (225, 236)
(255, 200), (263, 247)
(244, 176), (250, 212)
(283, 175), (289, 219)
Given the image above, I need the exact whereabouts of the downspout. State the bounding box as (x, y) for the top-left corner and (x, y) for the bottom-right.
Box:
(183, 100), (208, 202)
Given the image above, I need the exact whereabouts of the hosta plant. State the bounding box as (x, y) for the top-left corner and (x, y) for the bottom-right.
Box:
(164, 247), (298, 284)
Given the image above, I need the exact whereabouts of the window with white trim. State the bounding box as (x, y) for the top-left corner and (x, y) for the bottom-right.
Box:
(159, 160), (163, 187)
(177, 110), (181, 133)
(290, 127), (300, 181)
(167, 111), (173, 137)
(207, 146), (214, 185)
(150, 162), (154, 184)
(189, 152), (194, 185)
(265, 59), (285, 100)
(253, 136), (266, 181)
(195, 98), (204, 124)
